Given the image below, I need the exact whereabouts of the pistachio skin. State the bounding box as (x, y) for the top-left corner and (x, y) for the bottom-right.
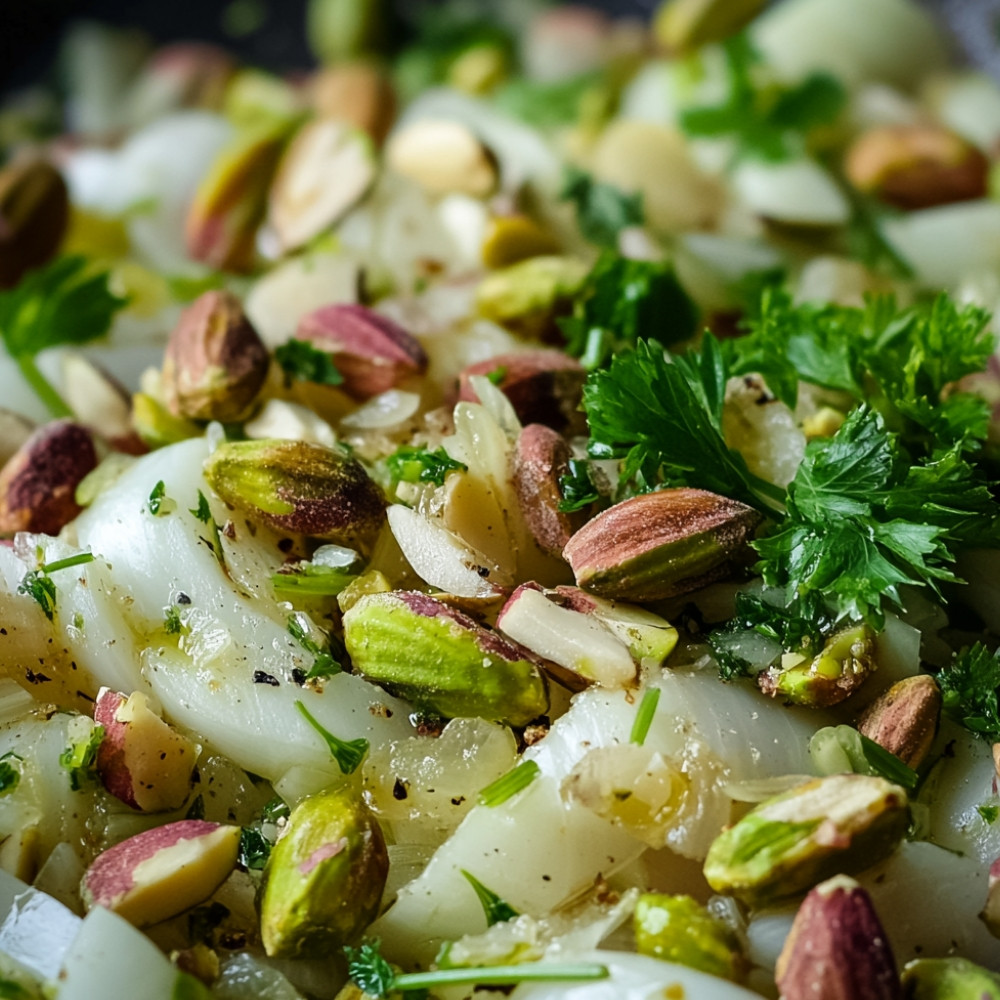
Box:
(343, 591), (549, 726)
(703, 773), (909, 907)
(203, 439), (385, 542)
(0, 159), (69, 288)
(901, 958), (1000, 1000)
(162, 290), (270, 422)
(259, 785), (388, 959)
(634, 893), (743, 981)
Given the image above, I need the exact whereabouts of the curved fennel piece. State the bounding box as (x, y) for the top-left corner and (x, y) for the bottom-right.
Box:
(67, 437), (413, 783)
(370, 668), (820, 966)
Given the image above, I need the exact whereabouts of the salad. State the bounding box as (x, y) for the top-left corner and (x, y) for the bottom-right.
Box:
(3, 0), (1000, 996)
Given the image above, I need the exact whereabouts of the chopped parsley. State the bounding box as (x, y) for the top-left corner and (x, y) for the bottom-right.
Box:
(17, 551), (96, 621)
(386, 446), (467, 487)
(59, 721), (104, 791)
(938, 644), (1000, 743)
(237, 826), (273, 870)
(557, 458), (600, 513)
(461, 869), (519, 926)
(163, 606), (188, 635)
(0, 255), (127, 418)
(560, 252), (698, 368)
(287, 613), (344, 679)
(978, 804), (1000, 825)
(189, 490), (225, 565)
(0, 752), (22, 796)
(294, 699), (368, 774)
(560, 166), (643, 248)
(679, 34), (845, 163)
(275, 338), (344, 387)
(147, 480), (175, 516)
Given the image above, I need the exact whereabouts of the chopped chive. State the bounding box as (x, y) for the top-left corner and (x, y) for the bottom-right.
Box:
(461, 869), (519, 926)
(629, 687), (660, 746)
(271, 566), (357, 597)
(478, 760), (540, 807)
(392, 963), (610, 992)
(40, 552), (95, 574)
(295, 699), (368, 774)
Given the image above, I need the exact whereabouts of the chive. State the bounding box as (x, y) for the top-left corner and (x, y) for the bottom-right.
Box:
(40, 552), (95, 574)
(629, 687), (660, 746)
(461, 869), (519, 926)
(478, 760), (540, 807)
(295, 700), (368, 774)
(271, 566), (357, 597)
(392, 962), (609, 992)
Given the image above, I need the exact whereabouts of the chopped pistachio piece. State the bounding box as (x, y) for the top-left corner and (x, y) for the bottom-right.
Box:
(901, 958), (1000, 999)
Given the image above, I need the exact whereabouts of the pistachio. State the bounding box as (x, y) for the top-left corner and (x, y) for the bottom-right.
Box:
(702, 773), (909, 907)
(512, 423), (586, 557)
(202, 438), (386, 542)
(563, 488), (762, 603)
(0, 420), (98, 536)
(653, 0), (767, 52)
(161, 290), (270, 422)
(476, 255), (589, 339)
(61, 353), (146, 455)
(856, 674), (941, 768)
(981, 856), (1000, 940)
(386, 119), (498, 199)
(295, 303), (427, 401)
(481, 215), (561, 270)
(259, 785), (388, 958)
(757, 622), (877, 708)
(634, 893), (744, 981)
(496, 582), (637, 689)
(185, 122), (288, 273)
(131, 392), (202, 450)
(844, 125), (988, 211)
(0, 159), (70, 288)
(901, 958), (1000, 1000)
(309, 62), (397, 146)
(776, 875), (901, 1000)
(306, 0), (387, 64)
(342, 591), (549, 725)
(458, 351), (586, 436)
(551, 586), (678, 664)
(268, 119), (377, 253)
(125, 43), (235, 126)
(447, 42), (509, 96)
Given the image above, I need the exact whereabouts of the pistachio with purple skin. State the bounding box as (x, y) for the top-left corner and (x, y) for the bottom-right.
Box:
(294, 303), (427, 401)
(161, 290), (270, 422)
(0, 420), (98, 536)
(203, 438), (385, 542)
(0, 159), (69, 289)
(857, 674), (941, 768)
(343, 590), (549, 725)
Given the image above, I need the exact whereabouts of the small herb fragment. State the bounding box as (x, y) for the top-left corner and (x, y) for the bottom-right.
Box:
(272, 564), (358, 598)
(17, 551), (96, 621)
(294, 699), (368, 774)
(59, 721), (104, 791)
(629, 687), (661, 746)
(163, 606), (188, 635)
(557, 458), (599, 513)
(0, 752), (22, 796)
(238, 826), (273, 870)
(478, 759), (540, 807)
(938, 644), (1000, 743)
(461, 869), (519, 926)
(189, 490), (225, 565)
(147, 480), (171, 515)
(978, 804), (1000, 825)
(386, 446), (467, 487)
(275, 338), (344, 387)
(287, 613), (343, 679)
(560, 166), (643, 248)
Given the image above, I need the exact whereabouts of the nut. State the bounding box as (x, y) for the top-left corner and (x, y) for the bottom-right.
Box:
(776, 875), (901, 1000)
(458, 350), (586, 436)
(131, 392), (202, 450)
(757, 622), (877, 708)
(653, 0), (768, 52)
(306, 0), (386, 64)
(260, 785), (388, 958)
(480, 215), (561, 270)
(0, 158), (70, 288)
(476, 255), (589, 339)
(0, 409), (36, 468)
(981, 856), (1000, 939)
(496, 582), (637, 689)
(552, 585), (678, 664)
(161, 290), (270, 422)
(386, 119), (498, 198)
(856, 674), (941, 768)
(61, 353), (146, 454)
(268, 119), (377, 253)
(126, 43), (235, 125)
(0, 420), (98, 536)
(512, 423), (586, 556)
(309, 62), (397, 146)
(342, 590), (550, 726)
(202, 438), (386, 542)
(294, 303), (427, 401)
(634, 892), (744, 981)
(563, 488), (762, 603)
(702, 773), (910, 907)
(844, 125), (988, 211)
(901, 958), (1000, 999)
(185, 122), (287, 273)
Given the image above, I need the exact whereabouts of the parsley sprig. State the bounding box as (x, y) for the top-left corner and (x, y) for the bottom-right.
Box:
(0, 255), (127, 418)
(938, 644), (1000, 743)
(560, 166), (643, 248)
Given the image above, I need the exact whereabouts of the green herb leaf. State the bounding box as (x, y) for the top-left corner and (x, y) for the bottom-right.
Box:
(274, 338), (344, 387)
(189, 491), (225, 565)
(386, 446), (467, 487)
(461, 869), (519, 926)
(0, 752), (22, 796)
(978, 804), (1000, 824)
(238, 826), (273, 870)
(189, 491), (212, 523)
(478, 759), (540, 807)
(557, 458), (599, 513)
(560, 166), (643, 248)
(59, 722), (104, 791)
(272, 564), (358, 598)
(17, 551), (95, 621)
(938, 644), (1000, 743)
(345, 940), (397, 999)
(0, 255), (127, 418)
(295, 700), (368, 774)
(287, 614), (343, 679)
(629, 688), (661, 746)
(163, 606), (188, 635)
